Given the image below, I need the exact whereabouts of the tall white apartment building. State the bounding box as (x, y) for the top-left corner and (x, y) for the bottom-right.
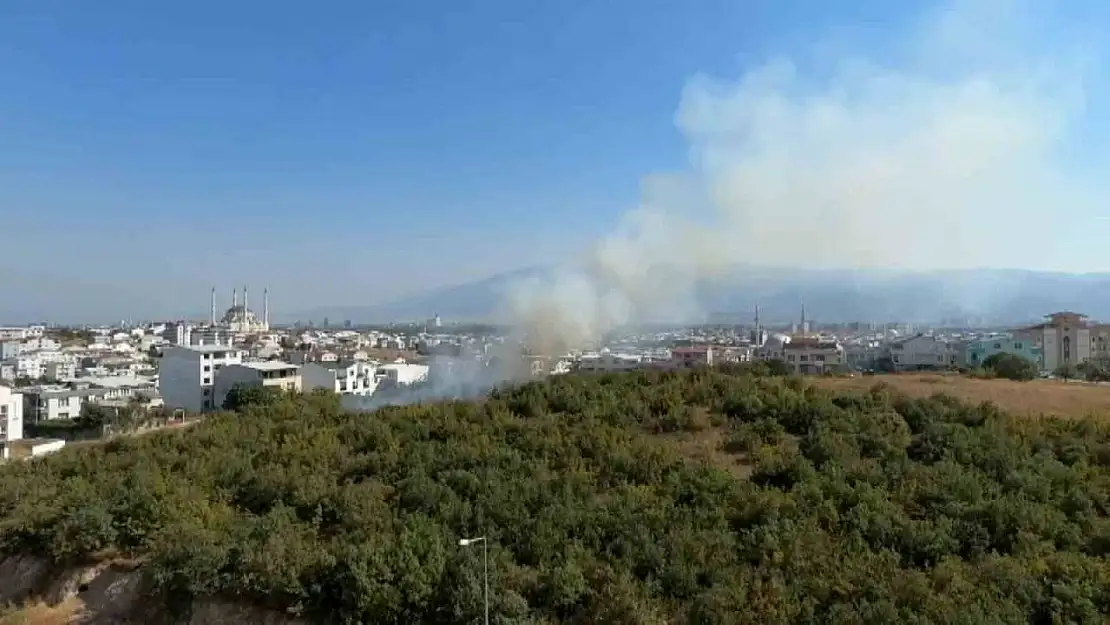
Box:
(0, 385), (24, 460)
(158, 345), (244, 412)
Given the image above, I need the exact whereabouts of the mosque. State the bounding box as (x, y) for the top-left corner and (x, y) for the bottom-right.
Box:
(209, 286), (270, 333)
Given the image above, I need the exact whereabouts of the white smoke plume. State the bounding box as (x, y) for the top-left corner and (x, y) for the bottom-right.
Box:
(506, 0), (1105, 352)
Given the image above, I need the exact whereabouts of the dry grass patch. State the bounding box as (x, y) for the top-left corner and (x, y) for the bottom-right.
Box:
(664, 427), (755, 479)
(812, 374), (1110, 418)
(0, 599), (83, 625)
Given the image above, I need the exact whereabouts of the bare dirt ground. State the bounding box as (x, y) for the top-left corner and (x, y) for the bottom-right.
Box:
(812, 373), (1110, 418)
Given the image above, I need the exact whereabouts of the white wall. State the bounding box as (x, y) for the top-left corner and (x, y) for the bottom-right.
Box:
(0, 385), (24, 445)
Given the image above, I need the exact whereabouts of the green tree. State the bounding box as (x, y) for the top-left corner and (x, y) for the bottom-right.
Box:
(981, 352), (1038, 381)
(2, 367), (1110, 623)
(222, 384), (284, 411)
(77, 402), (113, 429)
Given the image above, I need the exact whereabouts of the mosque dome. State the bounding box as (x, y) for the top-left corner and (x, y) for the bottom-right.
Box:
(222, 305), (259, 324)
(210, 287), (270, 332)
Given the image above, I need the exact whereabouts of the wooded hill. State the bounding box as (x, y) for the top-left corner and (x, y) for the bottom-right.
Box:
(2, 364), (1110, 623)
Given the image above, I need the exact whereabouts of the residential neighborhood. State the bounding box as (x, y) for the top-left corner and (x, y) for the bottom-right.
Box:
(3, 295), (1110, 463)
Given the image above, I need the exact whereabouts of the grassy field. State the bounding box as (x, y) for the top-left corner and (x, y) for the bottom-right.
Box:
(812, 373), (1110, 418)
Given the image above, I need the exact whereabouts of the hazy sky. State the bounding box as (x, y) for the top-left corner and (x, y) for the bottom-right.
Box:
(3, 0), (1110, 323)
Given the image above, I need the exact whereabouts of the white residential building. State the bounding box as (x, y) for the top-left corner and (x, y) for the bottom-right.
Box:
(301, 361), (378, 396)
(0, 385), (24, 460)
(0, 326), (43, 340)
(212, 361), (302, 409)
(577, 352), (646, 373)
(377, 362), (430, 385)
(21, 387), (109, 422)
(158, 344), (244, 413)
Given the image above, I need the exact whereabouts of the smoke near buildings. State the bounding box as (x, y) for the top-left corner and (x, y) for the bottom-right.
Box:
(505, 0), (1105, 355)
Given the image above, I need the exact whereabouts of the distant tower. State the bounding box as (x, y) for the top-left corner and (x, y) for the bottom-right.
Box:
(800, 303), (808, 336)
(210, 287), (216, 325)
(243, 286), (249, 313)
(232, 287), (238, 309)
(263, 288), (270, 328)
(752, 303), (763, 346)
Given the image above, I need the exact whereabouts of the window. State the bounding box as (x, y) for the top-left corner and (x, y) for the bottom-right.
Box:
(1015, 342), (1022, 349)
(203, 365), (211, 372)
(203, 377), (211, 385)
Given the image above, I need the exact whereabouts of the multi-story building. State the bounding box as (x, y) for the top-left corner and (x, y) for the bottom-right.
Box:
(576, 352), (645, 373)
(158, 345), (244, 412)
(301, 361), (378, 396)
(0, 385), (24, 460)
(669, 346), (715, 369)
(1089, 324), (1110, 367)
(212, 361), (301, 409)
(964, 335), (1043, 369)
(43, 360), (77, 381)
(884, 334), (953, 370)
(0, 341), (21, 360)
(1013, 312), (1091, 371)
(763, 336), (845, 374)
(21, 387), (109, 422)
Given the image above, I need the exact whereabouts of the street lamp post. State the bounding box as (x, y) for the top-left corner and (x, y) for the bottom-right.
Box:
(458, 536), (488, 625)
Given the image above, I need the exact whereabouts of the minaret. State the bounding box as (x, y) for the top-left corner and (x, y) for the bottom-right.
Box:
(210, 287), (216, 325)
(263, 288), (270, 329)
(243, 285), (249, 313)
(232, 287), (238, 308)
(800, 302), (808, 336)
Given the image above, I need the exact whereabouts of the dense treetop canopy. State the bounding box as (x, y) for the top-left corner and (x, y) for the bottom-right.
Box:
(2, 365), (1110, 624)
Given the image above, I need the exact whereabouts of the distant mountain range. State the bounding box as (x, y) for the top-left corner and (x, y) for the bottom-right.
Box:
(288, 266), (1110, 326)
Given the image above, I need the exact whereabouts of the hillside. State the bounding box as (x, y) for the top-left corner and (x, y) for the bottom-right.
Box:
(3, 367), (1110, 623)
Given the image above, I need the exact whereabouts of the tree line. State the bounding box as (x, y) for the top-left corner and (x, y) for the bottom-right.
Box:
(1, 364), (1109, 623)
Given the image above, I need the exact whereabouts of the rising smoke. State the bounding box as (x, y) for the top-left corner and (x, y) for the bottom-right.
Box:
(359, 0), (1106, 408)
(506, 0), (1104, 353)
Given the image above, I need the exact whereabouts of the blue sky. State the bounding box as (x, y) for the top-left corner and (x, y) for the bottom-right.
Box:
(2, 0), (1108, 323)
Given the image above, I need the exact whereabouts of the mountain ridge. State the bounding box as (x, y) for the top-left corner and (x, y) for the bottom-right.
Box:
(287, 266), (1110, 325)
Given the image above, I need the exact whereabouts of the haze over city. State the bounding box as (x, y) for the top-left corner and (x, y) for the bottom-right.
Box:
(4, 0), (1110, 324)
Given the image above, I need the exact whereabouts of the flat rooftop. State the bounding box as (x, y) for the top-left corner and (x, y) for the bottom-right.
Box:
(241, 361), (300, 371)
(168, 344), (240, 353)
